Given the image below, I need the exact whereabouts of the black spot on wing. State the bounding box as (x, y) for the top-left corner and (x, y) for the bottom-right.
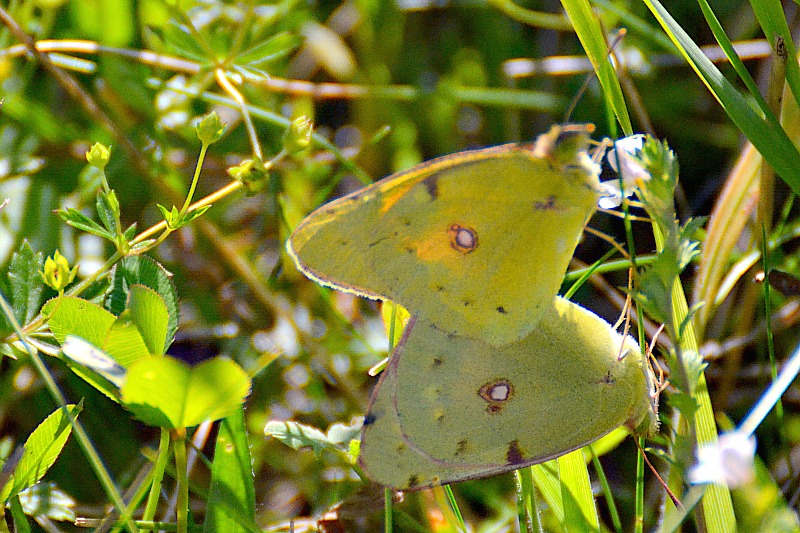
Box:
(455, 439), (469, 456)
(497, 306), (508, 314)
(422, 175), (440, 199)
(507, 440), (526, 464)
(597, 370), (616, 385)
(363, 413), (377, 426)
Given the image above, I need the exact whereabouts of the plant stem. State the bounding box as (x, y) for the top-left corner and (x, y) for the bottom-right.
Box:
(172, 430), (189, 533)
(143, 429), (171, 523)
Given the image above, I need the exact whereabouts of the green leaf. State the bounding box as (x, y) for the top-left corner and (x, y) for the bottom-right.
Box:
(264, 420), (330, 456)
(326, 419), (363, 445)
(121, 356), (251, 429)
(0, 404), (80, 502)
(179, 205), (212, 226)
(8, 241), (45, 325)
(236, 32), (303, 66)
(104, 312), (151, 366)
(203, 408), (259, 533)
(127, 285), (169, 356)
(96, 189), (121, 235)
(123, 223), (137, 241)
(161, 19), (207, 62)
(106, 255), (179, 353)
(56, 207), (113, 240)
(44, 296), (117, 347)
(47, 296), (150, 398)
(532, 462), (565, 524)
(9, 495), (31, 533)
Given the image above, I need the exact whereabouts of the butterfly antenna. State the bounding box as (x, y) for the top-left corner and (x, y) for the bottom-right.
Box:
(562, 28), (627, 123)
(635, 438), (683, 510)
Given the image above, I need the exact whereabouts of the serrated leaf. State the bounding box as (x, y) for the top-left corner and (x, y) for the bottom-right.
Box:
(0, 404), (80, 502)
(127, 285), (169, 356)
(106, 256), (179, 353)
(236, 32), (303, 66)
(57, 207), (112, 239)
(121, 356), (251, 429)
(265, 420), (330, 456)
(204, 408), (258, 533)
(8, 242), (45, 325)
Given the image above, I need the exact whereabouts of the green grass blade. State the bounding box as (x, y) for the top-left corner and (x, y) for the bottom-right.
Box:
(558, 449), (599, 532)
(516, 468), (542, 533)
(749, 0), (800, 112)
(696, 0), (771, 116)
(443, 485), (466, 531)
(588, 445), (622, 533)
(560, 0), (632, 134)
(671, 273), (737, 532)
(641, 0), (800, 195)
(532, 461), (564, 525)
(204, 408), (259, 533)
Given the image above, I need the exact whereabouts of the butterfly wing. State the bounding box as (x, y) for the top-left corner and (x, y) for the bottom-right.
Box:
(359, 297), (656, 490)
(288, 126), (601, 345)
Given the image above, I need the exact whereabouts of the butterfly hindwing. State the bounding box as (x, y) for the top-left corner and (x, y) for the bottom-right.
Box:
(359, 297), (655, 490)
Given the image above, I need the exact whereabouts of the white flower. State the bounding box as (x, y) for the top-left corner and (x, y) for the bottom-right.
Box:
(687, 431), (757, 487)
(599, 135), (649, 209)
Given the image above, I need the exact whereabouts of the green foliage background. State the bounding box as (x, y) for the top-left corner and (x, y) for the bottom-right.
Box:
(1, 0), (799, 531)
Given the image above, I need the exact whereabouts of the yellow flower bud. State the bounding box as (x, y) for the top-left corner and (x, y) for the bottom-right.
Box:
(41, 250), (78, 292)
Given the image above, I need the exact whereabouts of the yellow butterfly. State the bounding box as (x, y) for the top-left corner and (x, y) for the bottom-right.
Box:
(288, 124), (657, 489)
